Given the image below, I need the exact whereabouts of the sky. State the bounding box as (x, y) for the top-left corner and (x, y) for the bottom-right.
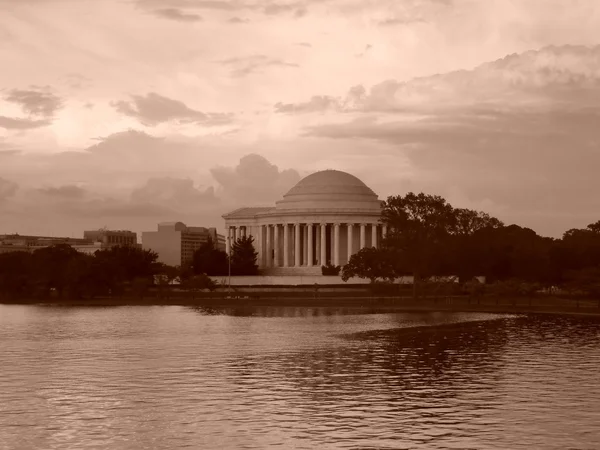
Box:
(2, 0), (600, 239)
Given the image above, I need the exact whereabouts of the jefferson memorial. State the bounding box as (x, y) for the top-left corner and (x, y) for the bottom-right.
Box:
(222, 170), (386, 275)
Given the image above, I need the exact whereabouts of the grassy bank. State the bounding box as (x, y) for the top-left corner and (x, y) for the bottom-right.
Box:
(2, 291), (600, 316)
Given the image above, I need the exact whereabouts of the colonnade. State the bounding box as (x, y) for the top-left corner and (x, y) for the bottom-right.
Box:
(226, 222), (387, 268)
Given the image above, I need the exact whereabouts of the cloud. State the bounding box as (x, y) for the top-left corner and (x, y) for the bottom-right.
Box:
(263, 2), (306, 17)
(112, 92), (234, 126)
(271, 44), (600, 237)
(274, 85), (366, 114)
(152, 7), (203, 21)
(274, 95), (341, 114)
(37, 185), (87, 199)
(276, 45), (600, 116)
(378, 17), (427, 26)
(295, 42), (311, 47)
(0, 178), (18, 202)
(4, 88), (63, 117)
(131, 177), (219, 210)
(0, 116), (52, 129)
(210, 153), (300, 204)
(135, 0), (314, 16)
(0, 87), (63, 130)
(218, 55), (299, 77)
(228, 16), (249, 23)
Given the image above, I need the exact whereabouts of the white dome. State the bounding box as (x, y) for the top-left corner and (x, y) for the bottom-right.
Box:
(275, 170), (381, 212)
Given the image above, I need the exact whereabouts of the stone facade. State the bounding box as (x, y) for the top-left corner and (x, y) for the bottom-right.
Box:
(222, 170), (386, 275)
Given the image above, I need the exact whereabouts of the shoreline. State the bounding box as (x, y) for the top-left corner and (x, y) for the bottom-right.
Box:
(2, 295), (600, 317)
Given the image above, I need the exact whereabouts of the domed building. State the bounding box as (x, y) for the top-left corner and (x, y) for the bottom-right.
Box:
(222, 170), (387, 275)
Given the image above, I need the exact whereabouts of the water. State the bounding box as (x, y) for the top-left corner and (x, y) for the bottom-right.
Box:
(1, 305), (599, 449)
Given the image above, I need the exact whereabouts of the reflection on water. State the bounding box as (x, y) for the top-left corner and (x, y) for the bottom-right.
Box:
(1, 305), (599, 449)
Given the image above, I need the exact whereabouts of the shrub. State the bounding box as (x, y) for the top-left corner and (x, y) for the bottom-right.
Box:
(321, 264), (341, 276)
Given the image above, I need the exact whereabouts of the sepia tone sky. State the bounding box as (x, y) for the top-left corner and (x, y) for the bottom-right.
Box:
(2, 0), (600, 239)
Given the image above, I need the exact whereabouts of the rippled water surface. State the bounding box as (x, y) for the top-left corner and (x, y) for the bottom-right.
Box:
(1, 305), (600, 449)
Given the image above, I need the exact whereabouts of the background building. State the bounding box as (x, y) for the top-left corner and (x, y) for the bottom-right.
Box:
(83, 229), (138, 248)
(0, 234), (92, 254)
(222, 170), (384, 276)
(0, 230), (138, 256)
(142, 222), (225, 267)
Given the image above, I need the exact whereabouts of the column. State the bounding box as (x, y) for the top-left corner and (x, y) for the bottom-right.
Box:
(316, 225), (321, 265)
(372, 224), (378, 248)
(347, 223), (353, 261)
(255, 225), (262, 267)
(273, 224), (280, 267)
(320, 223), (327, 266)
(382, 225), (387, 239)
(283, 223), (289, 267)
(360, 223), (366, 249)
(303, 225), (308, 265)
(307, 224), (313, 267)
(294, 223), (301, 267)
(225, 226), (231, 255)
(333, 223), (340, 266)
(266, 225), (272, 268)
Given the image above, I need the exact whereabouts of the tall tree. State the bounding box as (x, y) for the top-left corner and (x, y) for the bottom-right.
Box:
(0, 251), (33, 299)
(447, 208), (504, 282)
(31, 244), (81, 298)
(381, 192), (457, 298)
(230, 235), (258, 276)
(192, 237), (228, 276)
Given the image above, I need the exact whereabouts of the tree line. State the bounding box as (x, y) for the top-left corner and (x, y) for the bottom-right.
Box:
(0, 235), (259, 300)
(342, 192), (600, 298)
(3, 191), (600, 300)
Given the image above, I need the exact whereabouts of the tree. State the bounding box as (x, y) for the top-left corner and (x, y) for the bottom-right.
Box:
(230, 235), (258, 275)
(0, 251), (33, 299)
(93, 245), (161, 291)
(192, 237), (228, 276)
(564, 266), (600, 297)
(31, 244), (81, 298)
(131, 277), (151, 300)
(381, 192), (457, 298)
(183, 274), (216, 300)
(341, 247), (396, 283)
(154, 264), (180, 300)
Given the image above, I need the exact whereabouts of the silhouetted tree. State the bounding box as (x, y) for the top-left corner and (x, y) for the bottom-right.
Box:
(0, 251), (33, 299)
(31, 244), (81, 298)
(230, 235), (258, 275)
(192, 237), (228, 276)
(342, 247), (396, 283)
(381, 192), (456, 298)
(93, 245), (160, 291)
(447, 208), (504, 282)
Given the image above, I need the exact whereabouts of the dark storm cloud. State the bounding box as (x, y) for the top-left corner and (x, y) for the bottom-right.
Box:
(218, 55), (299, 77)
(111, 92), (234, 126)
